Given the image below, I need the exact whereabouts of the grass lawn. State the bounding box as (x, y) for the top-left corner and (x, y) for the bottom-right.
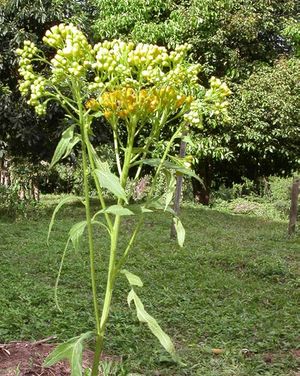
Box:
(0, 198), (299, 375)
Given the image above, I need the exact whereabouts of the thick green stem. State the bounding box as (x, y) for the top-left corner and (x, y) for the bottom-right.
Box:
(91, 122), (135, 375)
(81, 137), (101, 335)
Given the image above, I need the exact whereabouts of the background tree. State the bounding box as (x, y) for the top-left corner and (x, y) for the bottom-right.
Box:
(0, 0), (98, 161)
(93, 0), (299, 203)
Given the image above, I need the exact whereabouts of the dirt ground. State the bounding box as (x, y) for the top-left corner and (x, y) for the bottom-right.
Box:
(0, 339), (94, 376)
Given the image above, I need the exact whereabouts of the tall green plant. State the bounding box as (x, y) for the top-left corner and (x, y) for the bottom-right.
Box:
(16, 23), (230, 375)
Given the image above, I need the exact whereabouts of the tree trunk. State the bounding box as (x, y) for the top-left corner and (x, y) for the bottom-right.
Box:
(288, 178), (299, 235)
(170, 137), (187, 239)
(192, 160), (211, 205)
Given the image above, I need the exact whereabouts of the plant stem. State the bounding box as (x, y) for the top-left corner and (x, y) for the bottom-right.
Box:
(91, 121), (135, 375)
(81, 133), (101, 336)
(72, 79), (102, 343)
(91, 214), (120, 376)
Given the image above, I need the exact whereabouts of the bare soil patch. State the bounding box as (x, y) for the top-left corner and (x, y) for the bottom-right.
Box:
(0, 339), (98, 376)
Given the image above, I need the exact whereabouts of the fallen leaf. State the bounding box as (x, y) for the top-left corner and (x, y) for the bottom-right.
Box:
(212, 348), (224, 355)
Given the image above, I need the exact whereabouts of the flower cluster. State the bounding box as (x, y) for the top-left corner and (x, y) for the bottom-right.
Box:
(43, 23), (92, 80)
(183, 99), (204, 128)
(16, 41), (48, 115)
(86, 85), (194, 124)
(204, 77), (232, 117)
(16, 23), (230, 128)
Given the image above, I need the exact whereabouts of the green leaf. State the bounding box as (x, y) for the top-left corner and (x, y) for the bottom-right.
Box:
(147, 200), (176, 216)
(93, 205), (134, 218)
(164, 170), (176, 210)
(50, 125), (75, 168)
(173, 217), (185, 247)
(47, 196), (84, 245)
(127, 289), (178, 362)
(69, 221), (87, 252)
(134, 158), (202, 182)
(94, 168), (128, 203)
(121, 269), (143, 287)
(63, 135), (81, 159)
(43, 332), (93, 376)
(104, 205), (134, 216)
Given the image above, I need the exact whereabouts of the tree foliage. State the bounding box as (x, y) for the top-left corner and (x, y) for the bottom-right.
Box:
(0, 0), (98, 160)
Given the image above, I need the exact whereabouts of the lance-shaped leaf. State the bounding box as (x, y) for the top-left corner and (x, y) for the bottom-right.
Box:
(69, 221), (87, 252)
(94, 168), (128, 203)
(134, 158), (202, 182)
(50, 125), (75, 168)
(43, 332), (93, 376)
(121, 269), (143, 287)
(127, 289), (178, 362)
(47, 196), (84, 245)
(146, 199), (176, 216)
(63, 134), (81, 159)
(93, 205), (134, 219)
(164, 170), (176, 211)
(173, 217), (185, 247)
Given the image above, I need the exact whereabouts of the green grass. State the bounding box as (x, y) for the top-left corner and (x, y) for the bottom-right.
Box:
(0, 198), (299, 375)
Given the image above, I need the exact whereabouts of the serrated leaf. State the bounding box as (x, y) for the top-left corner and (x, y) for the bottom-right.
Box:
(173, 217), (185, 247)
(47, 196), (84, 245)
(94, 169), (127, 203)
(127, 289), (178, 362)
(43, 332), (93, 376)
(69, 221), (87, 252)
(122, 269), (143, 287)
(50, 125), (75, 168)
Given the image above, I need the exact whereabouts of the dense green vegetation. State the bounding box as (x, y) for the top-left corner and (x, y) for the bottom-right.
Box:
(0, 1), (299, 374)
(0, 199), (299, 375)
(1, 0), (299, 203)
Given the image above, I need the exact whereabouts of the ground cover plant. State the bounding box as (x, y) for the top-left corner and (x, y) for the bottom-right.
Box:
(15, 23), (230, 375)
(0, 200), (299, 375)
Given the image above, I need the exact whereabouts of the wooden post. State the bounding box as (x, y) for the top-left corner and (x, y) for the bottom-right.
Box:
(288, 178), (300, 235)
(170, 137), (187, 239)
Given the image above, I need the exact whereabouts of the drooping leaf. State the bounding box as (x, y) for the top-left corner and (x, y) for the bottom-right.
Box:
(127, 289), (178, 362)
(164, 170), (176, 210)
(94, 168), (128, 203)
(146, 199), (176, 216)
(69, 221), (87, 252)
(47, 196), (84, 245)
(121, 269), (143, 287)
(43, 332), (93, 376)
(173, 217), (185, 247)
(54, 237), (70, 312)
(63, 134), (81, 159)
(50, 125), (75, 168)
